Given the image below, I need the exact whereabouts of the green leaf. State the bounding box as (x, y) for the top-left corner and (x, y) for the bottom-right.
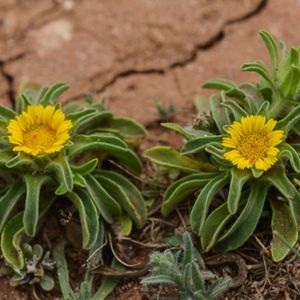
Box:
(190, 261), (205, 291)
(52, 241), (76, 299)
(19, 94), (32, 112)
(227, 169), (251, 214)
(278, 47), (299, 83)
(201, 202), (232, 251)
(113, 214), (133, 236)
(207, 277), (231, 299)
(66, 108), (97, 122)
(182, 262), (194, 296)
(205, 144), (225, 160)
(273, 231), (300, 259)
(94, 170), (147, 229)
(23, 175), (49, 236)
(270, 198), (298, 262)
(40, 82), (69, 105)
(256, 101), (270, 116)
(266, 168), (300, 223)
(259, 31), (278, 71)
(182, 233), (193, 267)
(73, 173), (87, 187)
(216, 182), (268, 251)
(1, 212), (25, 270)
(277, 104), (300, 132)
(100, 117), (147, 146)
(0, 151), (16, 168)
(0, 181), (25, 233)
(181, 135), (221, 155)
(279, 143), (300, 172)
(251, 168), (264, 178)
(91, 259), (124, 300)
(222, 100), (247, 120)
(241, 62), (276, 89)
(141, 275), (176, 286)
(1, 195), (53, 270)
(85, 174), (122, 223)
(69, 133), (142, 174)
(161, 123), (204, 140)
(71, 158), (98, 175)
(75, 111), (113, 133)
(225, 88), (248, 102)
(144, 146), (216, 173)
(209, 95), (230, 134)
(0, 104), (17, 120)
(5, 152), (37, 169)
(67, 189), (99, 249)
(193, 95), (211, 114)
(190, 174), (229, 234)
(162, 173), (217, 216)
(39, 275), (55, 291)
(202, 79), (236, 91)
(279, 65), (300, 98)
(47, 154), (73, 195)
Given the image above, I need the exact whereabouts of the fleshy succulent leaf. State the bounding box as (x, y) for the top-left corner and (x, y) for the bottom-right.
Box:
(279, 143), (300, 172)
(270, 198), (298, 262)
(201, 202), (232, 251)
(181, 135), (222, 155)
(227, 169), (251, 214)
(40, 82), (69, 105)
(1, 212), (25, 270)
(144, 146), (216, 173)
(69, 133), (142, 174)
(23, 175), (49, 236)
(85, 174), (122, 223)
(162, 173), (217, 217)
(161, 123), (205, 140)
(94, 170), (147, 229)
(259, 30), (278, 72)
(216, 182), (268, 251)
(190, 174), (229, 234)
(202, 79), (236, 91)
(0, 181), (25, 232)
(47, 154), (73, 195)
(66, 189), (99, 249)
(209, 95), (230, 134)
(75, 111), (113, 133)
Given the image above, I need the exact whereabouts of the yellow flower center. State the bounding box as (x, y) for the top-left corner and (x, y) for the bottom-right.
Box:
(236, 131), (269, 164)
(23, 125), (57, 151)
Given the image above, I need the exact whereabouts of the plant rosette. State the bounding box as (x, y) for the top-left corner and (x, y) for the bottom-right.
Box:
(0, 83), (147, 271)
(145, 31), (300, 262)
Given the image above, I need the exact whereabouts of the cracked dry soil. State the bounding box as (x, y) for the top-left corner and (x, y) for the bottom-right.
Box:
(1, 0), (300, 299)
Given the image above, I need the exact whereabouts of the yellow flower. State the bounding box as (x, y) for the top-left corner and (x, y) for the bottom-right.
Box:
(7, 105), (73, 156)
(222, 115), (284, 171)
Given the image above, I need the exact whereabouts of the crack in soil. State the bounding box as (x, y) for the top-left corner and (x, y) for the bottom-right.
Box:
(92, 0), (268, 95)
(0, 53), (26, 108)
(0, 62), (15, 108)
(1, 0), (268, 103)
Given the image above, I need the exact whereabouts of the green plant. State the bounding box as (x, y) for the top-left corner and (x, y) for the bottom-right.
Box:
(0, 242), (55, 292)
(141, 233), (230, 300)
(53, 222), (124, 300)
(0, 82), (147, 272)
(145, 31), (300, 261)
(153, 97), (177, 120)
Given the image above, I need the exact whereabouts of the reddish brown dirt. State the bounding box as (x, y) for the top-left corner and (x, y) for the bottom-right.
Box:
(1, 0), (300, 299)
(1, 0), (300, 125)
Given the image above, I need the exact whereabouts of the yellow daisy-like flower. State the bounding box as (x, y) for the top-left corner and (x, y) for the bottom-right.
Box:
(222, 115), (284, 171)
(7, 105), (73, 156)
